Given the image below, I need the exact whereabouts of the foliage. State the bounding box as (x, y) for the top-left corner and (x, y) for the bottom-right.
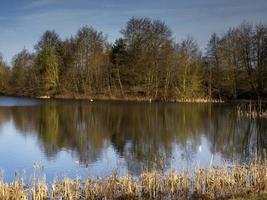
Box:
(206, 22), (267, 100)
(0, 54), (10, 94)
(1, 19), (267, 100)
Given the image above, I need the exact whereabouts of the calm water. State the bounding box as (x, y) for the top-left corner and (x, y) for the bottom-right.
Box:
(0, 96), (266, 182)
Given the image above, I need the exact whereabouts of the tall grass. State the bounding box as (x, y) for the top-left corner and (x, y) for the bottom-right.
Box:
(0, 161), (266, 199)
(237, 101), (267, 118)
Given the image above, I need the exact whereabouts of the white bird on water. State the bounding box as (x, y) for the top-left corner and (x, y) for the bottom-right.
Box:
(90, 99), (93, 102)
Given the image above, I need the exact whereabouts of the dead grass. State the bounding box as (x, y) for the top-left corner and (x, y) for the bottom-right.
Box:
(0, 161), (266, 199)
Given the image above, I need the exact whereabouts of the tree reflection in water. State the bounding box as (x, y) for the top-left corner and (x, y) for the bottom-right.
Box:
(0, 100), (266, 175)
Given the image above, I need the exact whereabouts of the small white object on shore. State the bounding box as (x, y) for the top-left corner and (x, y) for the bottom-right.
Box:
(90, 99), (94, 102)
(149, 98), (152, 103)
(37, 96), (51, 99)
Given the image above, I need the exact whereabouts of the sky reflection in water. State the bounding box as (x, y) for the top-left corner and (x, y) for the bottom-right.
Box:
(0, 96), (266, 182)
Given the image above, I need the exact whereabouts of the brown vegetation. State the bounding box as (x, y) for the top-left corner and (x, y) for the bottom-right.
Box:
(237, 101), (267, 118)
(0, 161), (266, 199)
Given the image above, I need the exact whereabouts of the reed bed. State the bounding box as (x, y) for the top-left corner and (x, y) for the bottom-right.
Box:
(0, 161), (266, 200)
(175, 98), (224, 103)
(237, 101), (267, 118)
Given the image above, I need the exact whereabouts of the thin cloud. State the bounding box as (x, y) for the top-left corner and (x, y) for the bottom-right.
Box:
(1, 0), (267, 64)
(19, 0), (54, 10)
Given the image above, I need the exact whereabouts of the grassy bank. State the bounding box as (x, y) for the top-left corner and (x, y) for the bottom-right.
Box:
(0, 161), (266, 200)
(49, 94), (226, 103)
(235, 194), (267, 200)
(2, 93), (226, 103)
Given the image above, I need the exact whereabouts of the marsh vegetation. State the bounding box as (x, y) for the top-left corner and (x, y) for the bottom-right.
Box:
(0, 160), (266, 200)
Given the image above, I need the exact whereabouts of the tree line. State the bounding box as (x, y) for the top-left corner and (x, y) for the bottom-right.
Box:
(0, 18), (267, 101)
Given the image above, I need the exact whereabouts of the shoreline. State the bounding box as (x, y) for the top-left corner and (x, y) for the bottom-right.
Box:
(5, 94), (226, 103)
(39, 96), (267, 104)
(2, 93), (267, 104)
(53, 95), (225, 103)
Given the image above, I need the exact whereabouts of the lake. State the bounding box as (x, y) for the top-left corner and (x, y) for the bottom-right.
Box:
(0, 96), (266, 183)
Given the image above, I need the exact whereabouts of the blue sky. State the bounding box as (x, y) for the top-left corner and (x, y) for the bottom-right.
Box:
(1, 0), (267, 63)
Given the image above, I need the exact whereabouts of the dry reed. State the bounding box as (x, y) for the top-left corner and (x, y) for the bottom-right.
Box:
(0, 161), (266, 199)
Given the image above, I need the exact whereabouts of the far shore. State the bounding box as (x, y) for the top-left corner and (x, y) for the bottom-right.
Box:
(38, 94), (226, 103)
(2, 93), (267, 104)
(33, 94), (267, 104)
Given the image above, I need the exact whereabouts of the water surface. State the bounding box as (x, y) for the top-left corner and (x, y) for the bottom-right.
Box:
(0, 96), (266, 182)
